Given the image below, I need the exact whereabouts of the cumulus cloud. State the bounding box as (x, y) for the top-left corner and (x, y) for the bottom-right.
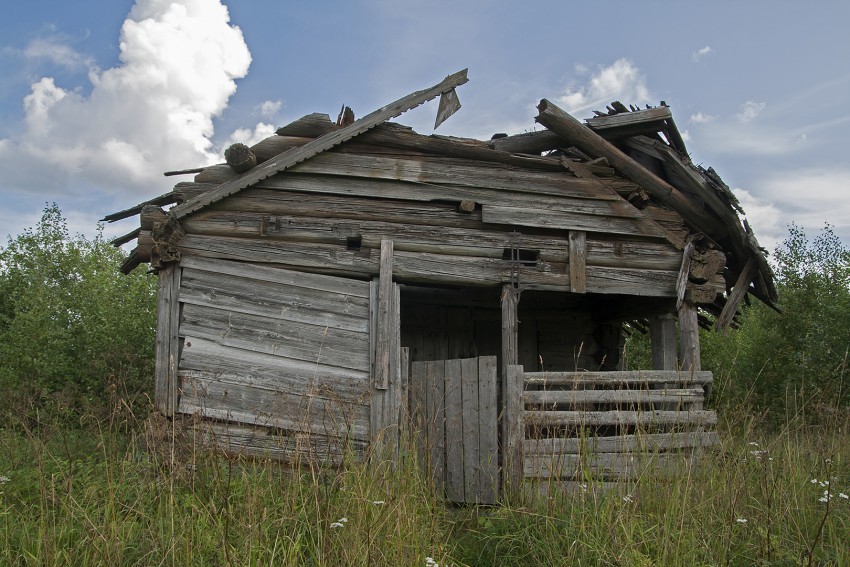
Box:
(255, 99), (283, 120)
(557, 58), (652, 116)
(0, 0), (252, 198)
(737, 100), (766, 123)
(228, 122), (277, 147)
(23, 35), (96, 71)
(692, 46), (712, 62)
(689, 112), (715, 124)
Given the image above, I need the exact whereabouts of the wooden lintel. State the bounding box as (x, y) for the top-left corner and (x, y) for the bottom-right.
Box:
(568, 230), (587, 293)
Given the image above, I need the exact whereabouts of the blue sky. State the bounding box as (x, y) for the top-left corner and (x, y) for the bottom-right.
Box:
(1, 0), (849, 253)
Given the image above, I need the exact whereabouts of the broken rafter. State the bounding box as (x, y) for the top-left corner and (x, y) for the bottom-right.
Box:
(535, 99), (721, 241)
(169, 69), (470, 220)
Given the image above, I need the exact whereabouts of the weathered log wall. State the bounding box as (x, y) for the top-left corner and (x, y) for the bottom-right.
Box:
(174, 256), (372, 462)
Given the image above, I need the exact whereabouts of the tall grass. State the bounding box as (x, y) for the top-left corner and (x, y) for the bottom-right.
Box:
(1, 403), (848, 566)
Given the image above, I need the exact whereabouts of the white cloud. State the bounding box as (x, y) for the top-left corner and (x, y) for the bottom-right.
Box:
(556, 58), (652, 116)
(0, 0), (251, 200)
(692, 46), (712, 62)
(737, 100), (766, 123)
(228, 122), (276, 147)
(255, 100), (283, 120)
(689, 112), (715, 124)
(23, 36), (96, 71)
(747, 168), (850, 251)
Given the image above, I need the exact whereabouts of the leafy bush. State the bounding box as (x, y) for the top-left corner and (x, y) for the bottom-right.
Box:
(704, 224), (850, 416)
(0, 204), (156, 420)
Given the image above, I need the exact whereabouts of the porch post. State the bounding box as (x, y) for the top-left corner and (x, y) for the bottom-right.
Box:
(678, 303), (701, 372)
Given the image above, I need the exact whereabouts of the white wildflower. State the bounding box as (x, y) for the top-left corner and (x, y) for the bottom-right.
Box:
(623, 494), (634, 503)
(372, 501), (385, 505)
(839, 493), (848, 500)
(811, 478), (819, 484)
(330, 517), (348, 529)
(0, 476), (9, 484)
(748, 442), (759, 447)
(425, 557), (439, 567)
(736, 518), (748, 524)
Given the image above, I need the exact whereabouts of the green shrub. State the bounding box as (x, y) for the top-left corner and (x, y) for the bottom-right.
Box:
(0, 204), (156, 421)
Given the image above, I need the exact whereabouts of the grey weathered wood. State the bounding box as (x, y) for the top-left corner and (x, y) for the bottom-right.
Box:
(460, 357), (480, 501)
(178, 369), (370, 439)
(486, 130), (564, 154)
(585, 106), (672, 138)
(444, 359), (464, 502)
(376, 240), (394, 390)
(525, 451), (697, 480)
(482, 204), (666, 238)
(715, 258), (757, 330)
(501, 284), (519, 380)
(425, 360), (446, 492)
(523, 388), (705, 406)
(676, 241), (695, 311)
(383, 284), (402, 457)
(435, 87), (462, 129)
(275, 113), (337, 138)
(478, 356), (499, 503)
(154, 264), (180, 416)
(678, 302), (701, 372)
(649, 313), (677, 370)
(523, 370), (713, 386)
(525, 431), (720, 455)
(535, 99), (719, 235)
(189, 420), (368, 465)
(180, 255), (369, 297)
(524, 409), (717, 428)
(503, 365), (525, 492)
(172, 69), (469, 219)
(286, 151), (622, 203)
(179, 303), (369, 370)
(569, 230), (587, 293)
(409, 361), (428, 472)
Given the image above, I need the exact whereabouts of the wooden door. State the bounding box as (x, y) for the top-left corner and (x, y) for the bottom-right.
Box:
(409, 356), (499, 504)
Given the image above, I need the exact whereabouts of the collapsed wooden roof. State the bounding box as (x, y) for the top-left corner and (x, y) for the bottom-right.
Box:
(105, 69), (778, 329)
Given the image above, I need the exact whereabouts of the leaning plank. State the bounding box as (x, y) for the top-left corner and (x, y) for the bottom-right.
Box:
(524, 410), (718, 427)
(715, 258), (757, 330)
(525, 431), (720, 455)
(523, 388), (705, 406)
(171, 69), (469, 219)
(523, 370), (714, 386)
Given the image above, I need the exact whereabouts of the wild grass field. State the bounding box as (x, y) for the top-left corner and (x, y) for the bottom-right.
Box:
(1, 399), (847, 567)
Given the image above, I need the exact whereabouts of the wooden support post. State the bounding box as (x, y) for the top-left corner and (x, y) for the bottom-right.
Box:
(569, 230), (587, 293)
(649, 313), (677, 370)
(154, 263), (181, 416)
(503, 365), (524, 495)
(678, 302), (701, 372)
(501, 283), (519, 379)
(376, 239), (394, 390)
